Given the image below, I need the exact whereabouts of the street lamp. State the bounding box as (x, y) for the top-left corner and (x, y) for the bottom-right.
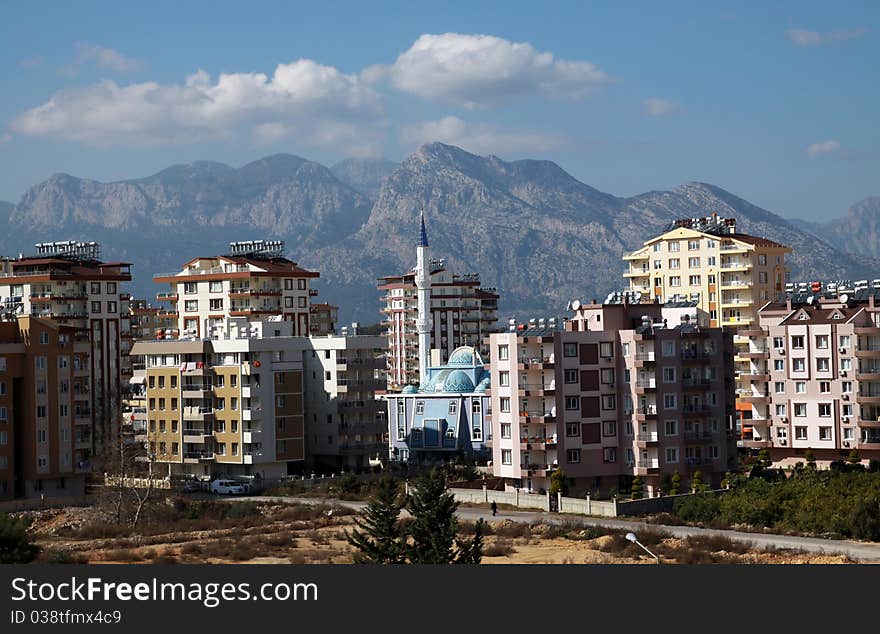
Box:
(626, 532), (660, 564)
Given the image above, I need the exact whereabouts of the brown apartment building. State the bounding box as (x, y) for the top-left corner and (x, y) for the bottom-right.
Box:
(0, 316), (87, 501)
(487, 301), (736, 497)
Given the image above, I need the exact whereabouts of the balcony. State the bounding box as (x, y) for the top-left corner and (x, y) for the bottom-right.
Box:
(682, 404), (715, 415)
(719, 261), (752, 272)
(684, 431), (715, 443)
(738, 372), (769, 381)
(634, 459), (660, 474)
(156, 292), (178, 302)
(680, 349), (715, 362)
(624, 267), (650, 278)
(182, 387), (211, 399)
(520, 410), (556, 423)
(518, 382), (556, 396)
(855, 346), (880, 358)
(740, 439), (773, 449)
(183, 427), (212, 443)
(634, 352), (655, 366)
(517, 356), (555, 369)
(737, 349), (770, 359)
(636, 432), (659, 447)
(683, 457), (713, 471)
(857, 392), (880, 405)
(634, 380), (656, 394)
(636, 405), (658, 420)
(183, 406), (214, 421)
(737, 392), (770, 404)
(184, 451), (214, 463)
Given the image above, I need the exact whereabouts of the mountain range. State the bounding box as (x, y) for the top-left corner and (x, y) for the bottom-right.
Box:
(1, 143), (878, 324)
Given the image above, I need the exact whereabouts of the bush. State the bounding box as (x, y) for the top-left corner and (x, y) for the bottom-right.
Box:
(673, 494), (722, 524)
(850, 495), (880, 541)
(483, 539), (516, 557)
(684, 534), (751, 555)
(0, 513), (40, 563)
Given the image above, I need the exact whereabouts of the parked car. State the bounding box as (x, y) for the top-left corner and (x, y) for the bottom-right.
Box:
(210, 479), (245, 495)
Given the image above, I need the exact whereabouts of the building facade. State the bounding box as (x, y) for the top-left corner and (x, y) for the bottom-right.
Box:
(0, 316), (88, 500)
(304, 334), (387, 470)
(153, 240), (319, 339)
(378, 218), (498, 389)
(0, 242), (132, 463)
(386, 346), (492, 464)
(487, 302), (736, 497)
(308, 303), (338, 336)
(741, 282), (880, 464)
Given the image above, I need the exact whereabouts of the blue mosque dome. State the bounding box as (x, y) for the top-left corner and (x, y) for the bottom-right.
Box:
(474, 376), (491, 393)
(443, 370), (475, 393)
(448, 346), (476, 366)
(401, 384), (418, 394)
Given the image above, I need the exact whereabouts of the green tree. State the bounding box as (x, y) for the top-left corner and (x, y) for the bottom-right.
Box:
(850, 495), (880, 541)
(631, 476), (644, 500)
(670, 472), (682, 495)
(755, 448), (772, 469)
(406, 468), (481, 564)
(346, 476), (405, 563)
(848, 449), (861, 466)
(805, 449), (817, 470)
(690, 470), (705, 493)
(549, 469), (569, 497)
(720, 471), (733, 489)
(0, 513), (39, 564)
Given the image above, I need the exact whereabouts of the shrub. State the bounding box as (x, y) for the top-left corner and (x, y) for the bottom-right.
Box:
(673, 493), (721, 524)
(483, 539), (516, 557)
(850, 495), (880, 541)
(684, 534), (751, 555)
(0, 514), (40, 564)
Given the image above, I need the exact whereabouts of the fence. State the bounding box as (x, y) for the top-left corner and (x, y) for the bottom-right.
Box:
(615, 488), (728, 516)
(104, 476), (172, 490)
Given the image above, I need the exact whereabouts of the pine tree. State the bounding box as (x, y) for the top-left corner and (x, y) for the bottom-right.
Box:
(406, 468), (460, 563)
(631, 476), (644, 500)
(549, 468), (568, 496)
(670, 471), (681, 495)
(805, 448), (817, 470)
(453, 519), (486, 564)
(0, 513), (39, 564)
(690, 470), (704, 493)
(346, 476), (405, 564)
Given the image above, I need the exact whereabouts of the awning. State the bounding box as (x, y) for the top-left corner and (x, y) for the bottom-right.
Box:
(129, 376), (145, 385)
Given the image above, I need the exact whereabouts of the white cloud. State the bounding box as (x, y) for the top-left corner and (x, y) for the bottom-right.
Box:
(12, 59), (385, 151)
(643, 97), (679, 116)
(400, 116), (565, 155)
(787, 27), (868, 46)
(60, 42), (145, 76)
(383, 33), (610, 108)
(806, 139), (841, 157)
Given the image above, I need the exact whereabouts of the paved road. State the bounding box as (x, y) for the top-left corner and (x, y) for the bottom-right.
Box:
(224, 494), (880, 562)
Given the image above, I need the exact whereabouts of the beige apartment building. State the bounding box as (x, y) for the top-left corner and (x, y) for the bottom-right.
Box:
(0, 316), (88, 500)
(741, 284), (880, 463)
(622, 214), (790, 427)
(0, 241), (132, 462)
(153, 240), (319, 339)
(486, 302), (736, 497)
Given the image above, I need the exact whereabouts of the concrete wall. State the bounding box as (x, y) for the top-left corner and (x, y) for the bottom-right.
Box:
(616, 488), (727, 517)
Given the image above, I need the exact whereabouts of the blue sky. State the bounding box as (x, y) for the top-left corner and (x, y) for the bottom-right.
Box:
(1, 0), (876, 221)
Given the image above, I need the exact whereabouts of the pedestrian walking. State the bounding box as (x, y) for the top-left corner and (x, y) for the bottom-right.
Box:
(491, 500), (497, 516)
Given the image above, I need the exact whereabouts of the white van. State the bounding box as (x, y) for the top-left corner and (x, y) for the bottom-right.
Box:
(210, 479), (245, 495)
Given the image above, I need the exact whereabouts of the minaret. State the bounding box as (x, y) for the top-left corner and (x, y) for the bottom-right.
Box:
(415, 210), (431, 386)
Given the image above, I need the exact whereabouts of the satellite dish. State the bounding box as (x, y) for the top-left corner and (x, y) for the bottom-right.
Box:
(806, 296), (814, 304)
(634, 291), (643, 302)
(839, 293), (849, 304)
(571, 300), (581, 311)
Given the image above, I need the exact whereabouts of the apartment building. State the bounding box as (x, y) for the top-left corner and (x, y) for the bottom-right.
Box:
(309, 303), (338, 336)
(0, 316), (88, 501)
(742, 282), (880, 463)
(129, 299), (178, 341)
(386, 346), (492, 464)
(130, 318), (307, 479)
(0, 241), (132, 461)
(153, 240), (319, 339)
(304, 334), (387, 470)
(378, 217), (498, 389)
(487, 302), (736, 497)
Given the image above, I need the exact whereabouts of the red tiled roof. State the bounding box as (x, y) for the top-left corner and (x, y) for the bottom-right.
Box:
(730, 233), (790, 249)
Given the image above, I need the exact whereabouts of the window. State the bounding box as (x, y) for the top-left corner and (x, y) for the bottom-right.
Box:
(600, 368), (615, 384)
(819, 427), (832, 441)
(501, 423), (511, 438)
(91, 282), (101, 294)
(773, 337), (784, 349)
(602, 421), (617, 436)
(563, 343), (577, 357)
(209, 298), (223, 311)
(774, 381), (785, 393)
(565, 396), (579, 411)
(567, 449), (582, 464)
(841, 358), (852, 371)
(416, 401), (424, 414)
(707, 256), (716, 266)
(815, 335), (829, 349)
(665, 447), (678, 463)
(774, 359), (785, 371)
(602, 395), (616, 410)
(500, 398), (510, 413)
(840, 335), (851, 348)
(600, 342), (614, 358)
(107, 301), (117, 313)
(664, 394), (677, 410)
(297, 297), (307, 308)
(689, 275), (701, 286)
(185, 300), (198, 312)
(662, 341), (675, 357)
(662, 367), (676, 383)
(497, 345), (509, 360)
(499, 371), (509, 387)
(819, 381), (830, 394)
(653, 243), (661, 252)
(566, 423), (580, 437)
(842, 381), (852, 394)
(688, 257), (700, 268)
(794, 403), (806, 417)
(36, 405), (47, 418)
(284, 297), (294, 308)
(668, 241), (680, 252)
(184, 282), (197, 294)
(91, 301), (101, 314)
(758, 271), (768, 284)
(668, 258), (680, 270)
(795, 381), (806, 394)
(791, 335), (804, 349)
(501, 450), (512, 465)
(448, 401), (457, 415)
(297, 279), (307, 290)
(817, 358), (829, 372)
(564, 369), (578, 384)
(622, 342), (630, 357)
(669, 276), (681, 287)
(472, 400), (481, 414)
(603, 448), (616, 463)
(757, 254), (767, 265)
(818, 403), (831, 417)
(664, 420), (678, 436)
(793, 358), (805, 372)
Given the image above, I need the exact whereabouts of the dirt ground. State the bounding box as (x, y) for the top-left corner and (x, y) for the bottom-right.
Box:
(17, 503), (855, 565)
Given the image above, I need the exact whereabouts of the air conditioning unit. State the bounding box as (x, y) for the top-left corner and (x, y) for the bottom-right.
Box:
(779, 438), (787, 445)
(776, 348), (785, 354)
(839, 347), (847, 353)
(843, 415), (851, 422)
(843, 394), (849, 401)
(841, 370), (848, 377)
(780, 416), (788, 423)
